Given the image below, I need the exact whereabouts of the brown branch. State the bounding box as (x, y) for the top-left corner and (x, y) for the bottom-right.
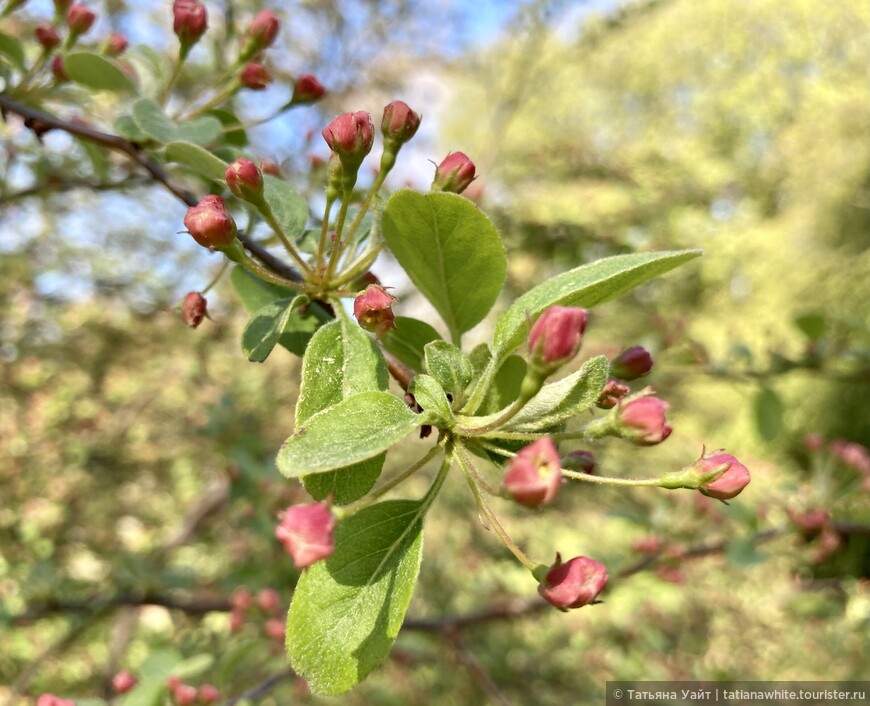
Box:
(222, 666), (296, 706)
(0, 176), (152, 205)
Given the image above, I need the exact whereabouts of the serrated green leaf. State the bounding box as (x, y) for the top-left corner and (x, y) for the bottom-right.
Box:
(754, 386), (784, 442)
(0, 32), (25, 69)
(381, 190), (506, 342)
(492, 250), (701, 360)
(241, 296), (306, 363)
(132, 98), (177, 143)
(409, 374), (453, 424)
(286, 500), (426, 694)
(424, 340), (472, 405)
(263, 175), (308, 238)
(65, 51), (135, 92)
(478, 355), (527, 415)
(277, 392), (420, 477)
(114, 115), (149, 142)
(165, 140), (228, 180)
(381, 316), (442, 372)
(176, 116), (223, 146)
(504, 355), (609, 431)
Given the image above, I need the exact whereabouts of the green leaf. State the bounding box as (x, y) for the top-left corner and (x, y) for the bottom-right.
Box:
(172, 653), (214, 678)
(176, 116), (223, 146)
(286, 500), (426, 695)
(469, 343), (492, 378)
(754, 386), (784, 442)
(132, 98), (178, 143)
(793, 312), (827, 341)
(241, 296), (306, 363)
(78, 139), (109, 182)
(726, 536), (766, 566)
(263, 175), (309, 238)
(118, 649), (180, 706)
(208, 108), (248, 146)
(380, 316), (442, 372)
(303, 455), (385, 506)
(381, 190), (506, 341)
(114, 115), (149, 142)
(65, 51), (135, 92)
(0, 32), (25, 69)
(230, 266), (295, 313)
(409, 374), (453, 425)
(165, 141), (228, 181)
(505, 355), (610, 430)
(277, 392), (420, 477)
(424, 340), (472, 404)
(492, 250), (701, 360)
(478, 355), (527, 415)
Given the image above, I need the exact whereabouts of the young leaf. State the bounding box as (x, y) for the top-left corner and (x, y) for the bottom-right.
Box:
(381, 190), (506, 342)
(175, 116), (223, 146)
(165, 141), (228, 181)
(230, 266), (296, 313)
(64, 52), (135, 92)
(424, 340), (472, 404)
(208, 108), (248, 146)
(380, 316), (442, 372)
(409, 374), (453, 425)
(241, 296), (306, 363)
(492, 250), (701, 360)
(0, 32), (25, 69)
(278, 392), (420, 477)
(754, 386), (784, 442)
(478, 355), (527, 415)
(504, 355), (609, 431)
(263, 175), (309, 238)
(132, 98), (178, 143)
(286, 500), (426, 695)
(114, 115), (150, 143)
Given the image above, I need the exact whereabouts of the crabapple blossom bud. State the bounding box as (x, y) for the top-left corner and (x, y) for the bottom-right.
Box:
(596, 378), (629, 409)
(503, 437), (562, 508)
(112, 671), (137, 694)
(259, 160), (282, 177)
(51, 55), (67, 81)
(830, 439), (870, 475)
(537, 554), (608, 610)
(275, 502), (335, 569)
(228, 608), (244, 633)
(615, 397), (672, 446)
(230, 586), (252, 611)
(694, 453), (750, 500)
(225, 158), (264, 202)
(789, 508), (830, 532)
(381, 100), (421, 149)
(37, 696), (74, 706)
(322, 111), (375, 177)
(265, 618), (285, 640)
(291, 74), (326, 105)
(183, 195), (237, 250)
(353, 284), (397, 338)
(431, 151), (476, 194)
(198, 685), (220, 704)
(610, 345), (653, 380)
(561, 450), (596, 475)
(631, 535), (663, 554)
(241, 9), (280, 58)
(173, 0), (207, 54)
(181, 292), (208, 328)
(257, 587), (281, 614)
(35, 24), (62, 50)
(803, 433), (824, 453)
(66, 3), (96, 35)
(104, 32), (128, 55)
(166, 676), (182, 690)
(172, 683), (198, 706)
(240, 61), (272, 90)
(527, 306), (588, 371)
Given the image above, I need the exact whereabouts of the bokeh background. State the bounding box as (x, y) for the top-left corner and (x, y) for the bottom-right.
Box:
(1, 0), (869, 703)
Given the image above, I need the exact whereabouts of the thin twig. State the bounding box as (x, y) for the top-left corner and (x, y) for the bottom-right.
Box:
(222, 666), (296, 706)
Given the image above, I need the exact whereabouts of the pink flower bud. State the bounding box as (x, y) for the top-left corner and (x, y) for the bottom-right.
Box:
(382, 100), (421, 147)
(228, 608), (244, 633)
(291, 73), (326, 104)
(694, 453), (750, 500)
(230, 586), (252, 611)
(322, 111), (375, 174)
(51, 55), (67, 81)
(198, 684), (220, 704)
(527, 306), (588, 369)
(181, 292), (208, 328)
(275, 501), (335, 569)
(561, 450), (596, 474)
(246, 9), (280, 51)
(172, 683), (198, 706)
(830, 439), (870, 475)
(259, 160), (282, 177)
(803, 433), (824, 453)
(431, 151), (476, 194)
(503, 437), (562, 508)
(610, 345), (653, 380)
(66, 3), (96, 35)
(166, 676), (182, 690)
(112, 671), (137, 694)
(105, 32), (128, 55)
(631, 535), (663, 554)
(173, 0), (208, 50)
(616, 397), (672, 446)
(596, 378), (629, 409)
(239, 61), (272, 90)
(183, 195), (237, 250)
(225, 157), (264, 202)
(35, 24), (62, 50)
(265, 618), (285, 640)
(789, 508), (830, 532)
(537, 554), (608, 610)
(353, 284), (397, 338)
(37, 696), (74, 706)
(257, 587), (281, 614)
